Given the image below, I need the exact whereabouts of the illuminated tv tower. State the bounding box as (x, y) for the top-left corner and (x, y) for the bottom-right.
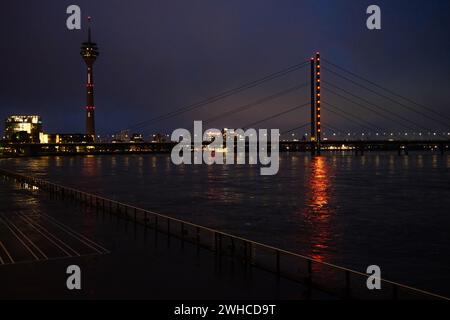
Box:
(80, 17), (99, 139)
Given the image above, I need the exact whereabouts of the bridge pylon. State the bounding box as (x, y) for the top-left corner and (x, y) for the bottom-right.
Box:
(310, 52), (321, 155)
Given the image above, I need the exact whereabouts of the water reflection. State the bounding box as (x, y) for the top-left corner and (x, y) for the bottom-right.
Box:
(303, 156), (333, 263)
(2, 153), (450, 294)
(81, 155), (98, 177)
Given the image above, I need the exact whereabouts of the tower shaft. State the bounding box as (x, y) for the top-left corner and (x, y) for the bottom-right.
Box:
(86, 65), (95, 136)
(80, 18), (99, 140)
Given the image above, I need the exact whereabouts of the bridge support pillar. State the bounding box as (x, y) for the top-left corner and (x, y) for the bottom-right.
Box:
(310, 144), (315, 156)
(315, 52), (321, 156)
(309, 52), (322, 156)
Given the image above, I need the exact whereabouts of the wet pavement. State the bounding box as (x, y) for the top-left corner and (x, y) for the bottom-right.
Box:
(0, 179), (331, 300)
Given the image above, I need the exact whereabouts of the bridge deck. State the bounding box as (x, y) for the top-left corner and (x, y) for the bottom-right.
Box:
(1, 140), (448, 157)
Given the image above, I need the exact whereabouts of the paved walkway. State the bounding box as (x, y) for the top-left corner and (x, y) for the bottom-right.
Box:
(0, 180), (332, 299)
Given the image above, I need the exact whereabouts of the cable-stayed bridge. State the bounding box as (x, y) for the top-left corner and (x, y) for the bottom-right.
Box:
(3, 52), (450, 156)
(113, 51), (450, 153)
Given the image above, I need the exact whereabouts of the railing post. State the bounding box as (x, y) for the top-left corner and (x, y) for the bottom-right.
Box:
(345, 270), (351, 298)
(244, 242), (248, 262)
(276, 250), (280, 275)
(167, 219), (170, 234)
(214, 233), (218, 252)
(307, 260), (312, 283)
(196, 226), (200, 246)
(393, 284), (398, 300)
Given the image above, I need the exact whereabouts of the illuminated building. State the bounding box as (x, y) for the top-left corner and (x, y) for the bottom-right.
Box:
(80, 17), (99, 139)
(151, 133), (168, 143)
(4, 115), (43, 143)
(39, 133), (94, 144)
(56, 134), (94, 144)
(131, 133), (144, 143)
(115, 130), (131, 142)
(39, 132), (49, 144)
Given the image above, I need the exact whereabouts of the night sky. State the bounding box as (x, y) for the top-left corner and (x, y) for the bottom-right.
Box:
(1, 0), (450, 136)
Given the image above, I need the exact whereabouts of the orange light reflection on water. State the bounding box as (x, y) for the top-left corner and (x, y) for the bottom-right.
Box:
(305, 156), (332, 263)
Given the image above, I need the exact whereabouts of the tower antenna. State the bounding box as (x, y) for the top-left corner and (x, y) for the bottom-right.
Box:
(87, 16), (92, 42)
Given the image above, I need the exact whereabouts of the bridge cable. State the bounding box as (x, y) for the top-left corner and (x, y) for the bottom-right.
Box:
(322, 123), (345, 134)
(322, 58), (450, 122)
(322, 103), (382, 133)
(322, 86), (416, 131)
(322, 66), (450, 128)
(322, 101), (383, 132)
(322, 82), (431, 132)
(241, 102), (310, 129)
(281, 122), (310, 136)
(205, 83), (308, 125)
(117, 60), (310, 133)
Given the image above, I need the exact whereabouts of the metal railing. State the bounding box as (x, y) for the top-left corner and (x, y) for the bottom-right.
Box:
(0, 168), (448, 301)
